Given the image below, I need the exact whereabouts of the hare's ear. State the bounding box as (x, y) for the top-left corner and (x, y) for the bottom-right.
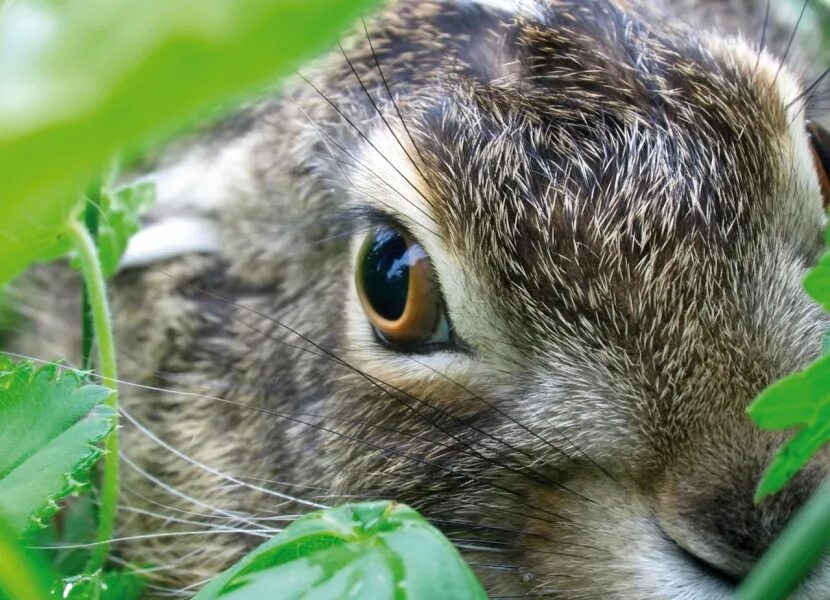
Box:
(120, 133), (260, 270)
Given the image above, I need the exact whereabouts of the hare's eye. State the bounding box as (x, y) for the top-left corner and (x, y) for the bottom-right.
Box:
(808, 123), (830, 209)
(356, 227), (450, 348)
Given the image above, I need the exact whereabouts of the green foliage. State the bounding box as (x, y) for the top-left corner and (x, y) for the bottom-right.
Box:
(748, 356), (830, 501)
(195, 501), (488, 600)
(26, 496), (97, 580)
(748, 236), (830, 502)
(24, 482), (147, 600)
(736, 481), (830, 600)
(69, 181), (155, 279)
(0, 208), (74, 296)
(0, 516), (53, 600)
(95, 182), (155, 278)
(0, 359), (114, 533)
(0, 0), (823, 597)
(0, 0), (380, 287)
(56, 569), (146, 600)
(0, 1), (391, 597)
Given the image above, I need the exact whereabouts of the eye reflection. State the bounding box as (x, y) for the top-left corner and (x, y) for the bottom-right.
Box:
(355, 227), (451, 347)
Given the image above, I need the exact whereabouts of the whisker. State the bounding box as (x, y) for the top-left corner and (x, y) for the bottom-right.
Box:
(753, 0), (771, 75)
(121, 454), (288, 530)
(405, 352), (624, 500)
(120, 342), (594, 505)
(121, 482), (282, 523)
(284, 96), (437, 241)
(120, 407), (329, 511)
(112, 330), (579, 503)
(108, 553), (201, 576)
(116, 504), (281, 535)
(113, 279), (595, 519)
(28, 529), (276, 550)
(287, 101), (444, 239)
(7, 350), (592, 534)
(339, 38), (430, 188)
(297, 73), (442, 229)
(788, 67), (830, 124)
(772, 0), (808, 87)
(362, 18), (430, 169)
(465, 562), (518, 571)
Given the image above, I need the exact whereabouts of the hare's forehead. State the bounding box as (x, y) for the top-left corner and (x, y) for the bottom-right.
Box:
(346, 31), (818, 346)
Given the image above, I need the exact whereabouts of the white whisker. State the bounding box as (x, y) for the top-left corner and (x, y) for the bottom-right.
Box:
(120, 407), (328, 510)
(28, 529), (276, 550)
(121, 455), (270, 531)
(116, 504), (283, 536)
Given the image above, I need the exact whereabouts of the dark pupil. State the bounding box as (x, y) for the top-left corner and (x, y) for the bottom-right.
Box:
(362, 229), (409, 320)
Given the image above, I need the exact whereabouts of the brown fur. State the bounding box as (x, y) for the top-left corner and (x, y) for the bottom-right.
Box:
(6, 0), (830, 597)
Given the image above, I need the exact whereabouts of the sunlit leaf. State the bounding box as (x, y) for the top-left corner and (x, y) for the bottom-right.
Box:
(195, 501), (487, 600)
(0, 516), (53, 600)
(0, 0), (380, 287)
(747, 222), (830, 501)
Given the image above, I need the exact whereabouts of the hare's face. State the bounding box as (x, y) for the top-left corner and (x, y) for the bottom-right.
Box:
(300, 2), (830, 598)
(113, 0), (830, 597)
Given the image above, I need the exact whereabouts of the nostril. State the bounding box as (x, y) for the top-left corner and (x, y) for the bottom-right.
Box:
(675, 540), (742, 586)
(655, 515), (753, 584)
(655, 463), (820, 583)
(655, 456), (825, 590)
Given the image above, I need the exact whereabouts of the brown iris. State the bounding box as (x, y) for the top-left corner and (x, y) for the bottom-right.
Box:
(808, 122), (830, 209)
(355, 227), (444, 345)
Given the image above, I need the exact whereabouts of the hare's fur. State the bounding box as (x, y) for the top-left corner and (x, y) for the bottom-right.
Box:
(8, 0), (830, 597)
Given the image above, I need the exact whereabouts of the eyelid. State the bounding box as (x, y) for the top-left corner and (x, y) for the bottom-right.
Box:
(351, 204), (417, 236)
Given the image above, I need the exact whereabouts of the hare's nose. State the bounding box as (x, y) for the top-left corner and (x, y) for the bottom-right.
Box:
(656, 458), (824, 582)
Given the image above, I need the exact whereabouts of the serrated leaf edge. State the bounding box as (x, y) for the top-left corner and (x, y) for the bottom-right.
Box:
(24, 406), (115, 533)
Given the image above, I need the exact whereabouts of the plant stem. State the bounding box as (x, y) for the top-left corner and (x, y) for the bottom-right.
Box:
(81, 187), (100, 371)
(66, 219), (119, 573)
(736, 478), (830, 599)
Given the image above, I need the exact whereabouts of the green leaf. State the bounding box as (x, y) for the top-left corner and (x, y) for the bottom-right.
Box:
(98, 569), (146, 600)
(96, 181), (154, 278)
(0, 358), (115, 533)
(747, 227), (830, 502)
(0, 0), (380, 287)
(748, 354), (830, 501)
(804, 252), (830, 311)
(25, 495), (97, 579)
(0, 215), (75, 293)
(195, 501), (488, 600)
(69, 181), (155, 279)
(0, 516), (53, 600)
(55, 569), (146, 600)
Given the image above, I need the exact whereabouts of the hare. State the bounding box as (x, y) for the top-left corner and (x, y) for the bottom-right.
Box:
(8, 0), (830, 597)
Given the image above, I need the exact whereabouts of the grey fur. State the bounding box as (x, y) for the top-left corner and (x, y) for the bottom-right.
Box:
(6, 0), (830, 597)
